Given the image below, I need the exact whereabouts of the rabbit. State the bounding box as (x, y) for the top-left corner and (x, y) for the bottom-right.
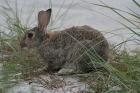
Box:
(20, 8), (109, 74)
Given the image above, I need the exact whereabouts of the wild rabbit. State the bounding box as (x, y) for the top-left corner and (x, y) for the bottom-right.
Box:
(20, 8), (109, 74)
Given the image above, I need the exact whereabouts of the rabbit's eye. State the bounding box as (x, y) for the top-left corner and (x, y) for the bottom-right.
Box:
(28, 33), (33, 38)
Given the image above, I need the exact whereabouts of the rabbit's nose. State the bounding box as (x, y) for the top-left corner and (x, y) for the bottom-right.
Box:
(20, 41), (26, 48)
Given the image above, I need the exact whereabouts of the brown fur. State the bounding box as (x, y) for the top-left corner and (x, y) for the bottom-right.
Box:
(20, 9), (109, 73)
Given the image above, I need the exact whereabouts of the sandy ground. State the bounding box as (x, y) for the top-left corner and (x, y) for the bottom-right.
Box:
(0, 62), (91, 93)
(7, 74), (92, 93)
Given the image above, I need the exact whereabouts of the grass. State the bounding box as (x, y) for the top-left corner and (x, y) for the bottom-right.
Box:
(87, 0), (140, 92)
(0, 0), (140, 93)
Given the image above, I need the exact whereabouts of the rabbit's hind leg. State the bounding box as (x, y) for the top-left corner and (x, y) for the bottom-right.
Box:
(57, 40), (95, 75)
(67, 40), (94, 73)
(37, 64), (48, 72)
(57, 68), (77, 75)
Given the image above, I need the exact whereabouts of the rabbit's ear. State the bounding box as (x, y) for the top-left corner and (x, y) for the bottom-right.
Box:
(38, 9), (51, 29)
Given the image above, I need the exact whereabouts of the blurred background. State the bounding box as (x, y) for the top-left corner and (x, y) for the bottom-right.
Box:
(0, 0), (140, 50)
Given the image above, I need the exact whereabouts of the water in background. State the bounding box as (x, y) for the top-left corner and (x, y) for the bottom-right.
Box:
(0, 0), (140, 50)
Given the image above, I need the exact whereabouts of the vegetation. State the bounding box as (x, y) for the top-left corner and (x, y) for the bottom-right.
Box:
(0, 0), (140, 93)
